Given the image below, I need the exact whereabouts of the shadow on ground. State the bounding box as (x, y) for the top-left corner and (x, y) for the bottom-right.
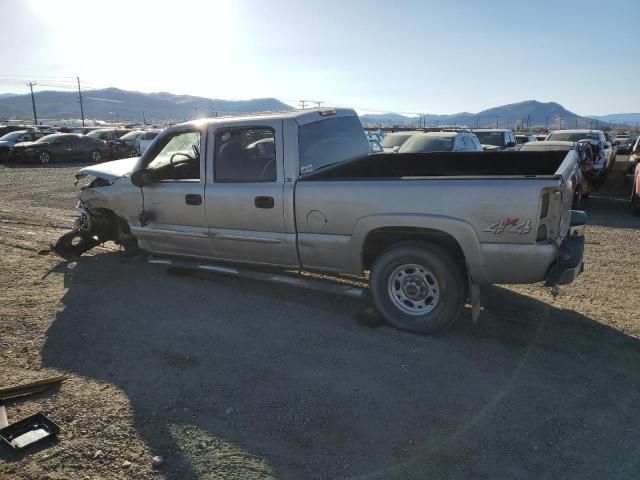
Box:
(36, 253), (640, 479)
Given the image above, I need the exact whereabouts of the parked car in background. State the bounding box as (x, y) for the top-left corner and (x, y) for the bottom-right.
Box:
(86, 128), (133, 159)
(628, 137), (640, 174)
(0, 130), (48, 161)
(9, 133), (109, 164)
(545, 130), (613, 185)
(604, 132), (617, 166)
(615, 134), (635, 154)
(368, 139), (383, 153)
(137, 130), (161, 154)
(118, 130), (146, 156)
(631, 162), (640, 216)
(398, 131), (483, 153)
(536, 134), (548, 141)
(515, 134), (538, 144)
(0, 125), (34, 137)
(471, 129), (517, 150)
(518, 140), (592, 206)
(379, 132), (417, 152)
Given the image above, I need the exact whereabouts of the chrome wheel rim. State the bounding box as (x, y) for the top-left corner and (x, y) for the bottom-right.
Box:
(387, 263), (440, 315)
(92, 151), (101, 162)
(39, 152), (50, 164)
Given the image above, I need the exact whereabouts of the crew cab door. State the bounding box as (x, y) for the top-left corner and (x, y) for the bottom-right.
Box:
(130, 128), (210, 257)
(204, 120), (298, 267)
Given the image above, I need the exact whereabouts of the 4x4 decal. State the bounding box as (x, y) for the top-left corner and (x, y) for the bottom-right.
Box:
(484, 218), (532, 235)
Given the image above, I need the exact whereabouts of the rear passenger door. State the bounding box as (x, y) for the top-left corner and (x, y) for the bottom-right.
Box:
(205, 121), (298, 267)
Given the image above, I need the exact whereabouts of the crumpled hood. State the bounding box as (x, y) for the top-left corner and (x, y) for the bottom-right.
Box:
(77, 156), (139, 181)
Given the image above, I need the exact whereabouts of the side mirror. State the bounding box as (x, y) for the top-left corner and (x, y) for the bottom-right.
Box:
(131, 168), (154, 187)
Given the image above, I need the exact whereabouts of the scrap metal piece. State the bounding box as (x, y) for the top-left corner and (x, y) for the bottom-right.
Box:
(0, 376), (66, 402)
(0, 412), (60, 451)
(470, 283), (481, 325)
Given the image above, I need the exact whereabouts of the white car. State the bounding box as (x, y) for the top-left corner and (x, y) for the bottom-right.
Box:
(137, 130), (161, 154)
(398, 131), (483, 153)
(379, 131), (420, 153)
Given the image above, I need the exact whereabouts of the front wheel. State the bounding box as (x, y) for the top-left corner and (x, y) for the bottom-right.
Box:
(0, 149), (9, 162)
(39, 150), (51, 164)
(370, 242), (466, 334)
(90, 149), (102, 163)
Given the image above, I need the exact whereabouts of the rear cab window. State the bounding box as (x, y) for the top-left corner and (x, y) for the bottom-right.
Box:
(298, 116), (369, 175)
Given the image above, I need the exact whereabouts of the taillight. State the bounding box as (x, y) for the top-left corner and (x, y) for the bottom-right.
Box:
(319, 109), (336, 116)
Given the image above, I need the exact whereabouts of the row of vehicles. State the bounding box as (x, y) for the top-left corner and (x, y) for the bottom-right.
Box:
(0, 125), (161, 164)
(370, 127), (623, 208)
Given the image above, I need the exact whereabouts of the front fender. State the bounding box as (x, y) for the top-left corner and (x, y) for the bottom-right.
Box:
(349, 214), (488, 283)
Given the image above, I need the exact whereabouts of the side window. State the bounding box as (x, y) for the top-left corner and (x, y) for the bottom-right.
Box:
(147, 131), (201, 181)
(214, 127), (276, 183)
(462, 136), (474, 150)
(454, 136), (466, 151)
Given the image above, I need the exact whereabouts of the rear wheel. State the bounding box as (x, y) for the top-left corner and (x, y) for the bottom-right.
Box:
(129, 147), (138, 158)
(52, 230), (101, 260)
(39, 150), (51, 164)
(90, 149), (102, 163)
(0, 149), (9, 162)
(370, 242), (466, 334)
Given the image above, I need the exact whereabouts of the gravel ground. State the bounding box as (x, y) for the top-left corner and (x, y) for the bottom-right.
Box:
(0, 158), (639, 480)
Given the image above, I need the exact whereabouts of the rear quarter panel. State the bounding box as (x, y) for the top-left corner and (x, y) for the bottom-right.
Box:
(295, 178), (559, 281)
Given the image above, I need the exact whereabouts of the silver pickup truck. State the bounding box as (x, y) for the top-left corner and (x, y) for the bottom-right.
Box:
(58, 108), (585, 334)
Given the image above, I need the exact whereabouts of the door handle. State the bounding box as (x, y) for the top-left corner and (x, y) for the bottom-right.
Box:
(185, 194), (202, 205)
(254, 196), (274, 209)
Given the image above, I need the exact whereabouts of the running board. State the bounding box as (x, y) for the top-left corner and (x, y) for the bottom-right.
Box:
(147, 257), (368, 299)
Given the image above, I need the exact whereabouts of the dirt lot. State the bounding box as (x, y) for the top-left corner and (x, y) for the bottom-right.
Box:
(1, 159), (639, 480)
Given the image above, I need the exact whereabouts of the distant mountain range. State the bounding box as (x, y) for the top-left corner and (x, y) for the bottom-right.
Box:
(587, 113), (640, 126)
(0, 88), (635, 131)
(0, 88), (292, 122)
(360, 100), (627, 130)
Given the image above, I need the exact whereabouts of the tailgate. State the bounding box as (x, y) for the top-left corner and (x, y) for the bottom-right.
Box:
(554, 150), (579, 239)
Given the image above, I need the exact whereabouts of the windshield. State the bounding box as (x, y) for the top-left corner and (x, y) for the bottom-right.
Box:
(36, 134), (60, 143)
(398, 135), (454, 153)
(298, 115), (370, 174)
(547, 131), (600, 142)
(0, 131), (29, 141)
(120, 131), (144, 141)
(474, 131), (506, 146)
(380, 133), (413, 148)
(86, 130), (112, 139)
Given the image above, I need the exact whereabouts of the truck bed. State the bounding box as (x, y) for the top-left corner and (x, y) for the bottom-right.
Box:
(302, 151), (569, 180)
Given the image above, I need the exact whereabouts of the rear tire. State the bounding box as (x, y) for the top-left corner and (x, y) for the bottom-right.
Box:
(52, 230), (101, 260)
(0, 149), (9, 162)
(129, 147), (138, 158)
(90, 149), (102, 163)
(370, 241), (466, 335)
(39, 150), (51, 164)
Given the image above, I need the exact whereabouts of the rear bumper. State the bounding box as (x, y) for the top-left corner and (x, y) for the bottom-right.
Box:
(545, 210), (586, 286)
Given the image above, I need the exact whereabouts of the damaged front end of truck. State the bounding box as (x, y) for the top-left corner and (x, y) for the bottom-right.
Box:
(52, 158), (140, 260)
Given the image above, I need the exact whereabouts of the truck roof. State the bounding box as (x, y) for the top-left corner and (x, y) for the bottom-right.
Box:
(173, 107), (359, 129)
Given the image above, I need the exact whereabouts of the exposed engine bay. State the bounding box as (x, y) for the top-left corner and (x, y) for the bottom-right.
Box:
(52, 175), (138, 260)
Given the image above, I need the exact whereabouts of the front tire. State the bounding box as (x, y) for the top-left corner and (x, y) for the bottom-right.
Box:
(0, 149), (9, 162)
(370, 242), (466, 334)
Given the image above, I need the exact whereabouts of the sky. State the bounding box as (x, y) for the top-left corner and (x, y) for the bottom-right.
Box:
(0, 0), (638, 116)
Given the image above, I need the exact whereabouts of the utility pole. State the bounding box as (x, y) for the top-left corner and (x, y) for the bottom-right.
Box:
(527, 114), (530, 131)
(27, 82), (38, 125)
(77, 76), (85, 127)
(495, 115), (500, 129)
(192, 106), (198, 120)
(299, 100), (308, 109)
(142, 111), (146, 125)
(545, 116), (549, 131)
(476, 116), (480, 128)
(559, 117), (563, 129)
(315, 101), (323, 108)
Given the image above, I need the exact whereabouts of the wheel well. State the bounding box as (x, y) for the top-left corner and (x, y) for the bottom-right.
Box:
(362, 227), (467, 272)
